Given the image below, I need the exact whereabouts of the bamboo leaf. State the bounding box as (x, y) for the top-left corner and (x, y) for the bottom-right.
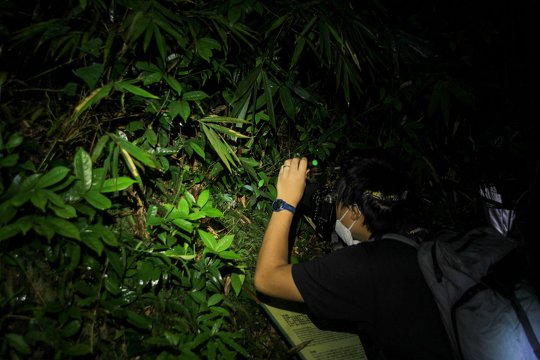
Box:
(279, 86), (296, 119)
(203, 123), (250, 139)
(290, 36), (305, 69)
(110, 134), (158, 168)
(201, 124), (233, 172)
(232, 67), (260, 103)
(198, 116), (250, 124)
(262, 72), (276, 129)
(143, 21), (154, 52)
(154, 25), (167, 62)
(72, 84), (112, 120)
(91, 134), (110, 162)
(183, 91), (209, 101)
(114, 81), (159, 99)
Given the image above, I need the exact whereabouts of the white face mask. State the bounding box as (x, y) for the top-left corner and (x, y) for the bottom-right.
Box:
(335, 208), (361, 246)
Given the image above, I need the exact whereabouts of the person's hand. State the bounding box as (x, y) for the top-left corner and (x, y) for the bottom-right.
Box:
(276, 157), (308, 207)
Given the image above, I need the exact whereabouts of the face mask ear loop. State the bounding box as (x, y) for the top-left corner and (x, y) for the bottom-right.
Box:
(339, 208), (350, 221)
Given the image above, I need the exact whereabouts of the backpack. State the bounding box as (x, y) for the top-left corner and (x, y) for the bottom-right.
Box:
(383, 228), (540, 360)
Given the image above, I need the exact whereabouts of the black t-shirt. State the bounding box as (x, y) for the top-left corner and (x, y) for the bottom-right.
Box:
(292, 238), (453, 360)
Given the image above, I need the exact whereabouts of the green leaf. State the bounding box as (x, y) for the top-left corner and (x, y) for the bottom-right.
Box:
(201, 208), (223, 218)
(33, 217), (55, 241)
(83, 190), (112, 210)
(201, 124), (235, 172)
(187, 140), (205, 159)
(154, 25), (167, 62)
(66, 243), (81, 271)
(5, 133), (24, 150)
(126, 310), (152, 330)
(207, 294), (223, 307)
(218, 250), (241, 260)
(146, 205), (162, 226)
(0, 154), (19, 167)
(110, 134), (158, 168)
(114, 81), (159, 99)
(94, 224), (119, 246)
(171, 218), (194, 233)
(197, 189), (210, 207)
(203, 123), (250, 139)
(47, 217), (81, 240)
(183, 91), (209, 101)
(178, 99), (190, 121)
(74, 63), (104, 89)
(291, 36), (306, 68)
(104, 276), (121, 295)
(80, 230), (104, 256)
(37, 166), (70, 188)
(91, 134), (110, 162)
(6, 333), (31, 355)
(232, 66), (260, 103)
(197, 37), (221, 62)
(60, 320), (81, 338)
(74, 148), (93, 192)
(169, 100), (182, 120)
(43, 189), (66, 207)
(100, 177), (137, 192)
(0, 223), (21, 242)
(230, 273), (245, 296)
(279, 86), (296, 120)
(198, 116), (250, 125)
(198, 230), (218, 251)
(164, 75), (183, 96)
(63, 343), (91, 356)
(262, 72), (276, 129)
(30, 190), (48, 211)
(51, 204), (77, 219)
(73, 84), (112, 120)
(215, 234), (234, 252)
(177, 198), (189, 217)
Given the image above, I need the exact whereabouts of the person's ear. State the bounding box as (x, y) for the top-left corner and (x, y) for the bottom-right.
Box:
(351, 205), (362, 220)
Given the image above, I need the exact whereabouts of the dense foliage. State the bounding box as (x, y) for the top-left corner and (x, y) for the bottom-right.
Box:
(1, 0), (538, 358)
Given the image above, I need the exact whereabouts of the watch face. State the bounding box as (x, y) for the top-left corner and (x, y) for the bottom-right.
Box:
(272, 199), (284, 211)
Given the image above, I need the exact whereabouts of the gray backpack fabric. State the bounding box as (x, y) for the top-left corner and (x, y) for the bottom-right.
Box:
(384, 228), (540, 360)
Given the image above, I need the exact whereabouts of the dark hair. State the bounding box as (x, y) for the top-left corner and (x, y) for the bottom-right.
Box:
(335, 150), (412, 236)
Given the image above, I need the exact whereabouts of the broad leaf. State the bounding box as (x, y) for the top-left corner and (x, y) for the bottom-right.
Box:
(37, 166), (70, 189)
(198, 230), (218, 251)
(100, 177), (137, 192)
(47, 217), (81, 240)
(196, 189), (210, 207)
(74, 148), (93, 192)
(83, 190), (112, 210)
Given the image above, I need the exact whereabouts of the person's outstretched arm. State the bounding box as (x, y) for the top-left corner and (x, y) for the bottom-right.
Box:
(254, 157), (307, 302)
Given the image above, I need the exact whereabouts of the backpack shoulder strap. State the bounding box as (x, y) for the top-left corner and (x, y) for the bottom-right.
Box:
(381, 233), (420, 249)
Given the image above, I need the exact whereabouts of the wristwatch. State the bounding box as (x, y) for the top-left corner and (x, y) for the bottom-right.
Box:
(271, 199), (296, 214)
